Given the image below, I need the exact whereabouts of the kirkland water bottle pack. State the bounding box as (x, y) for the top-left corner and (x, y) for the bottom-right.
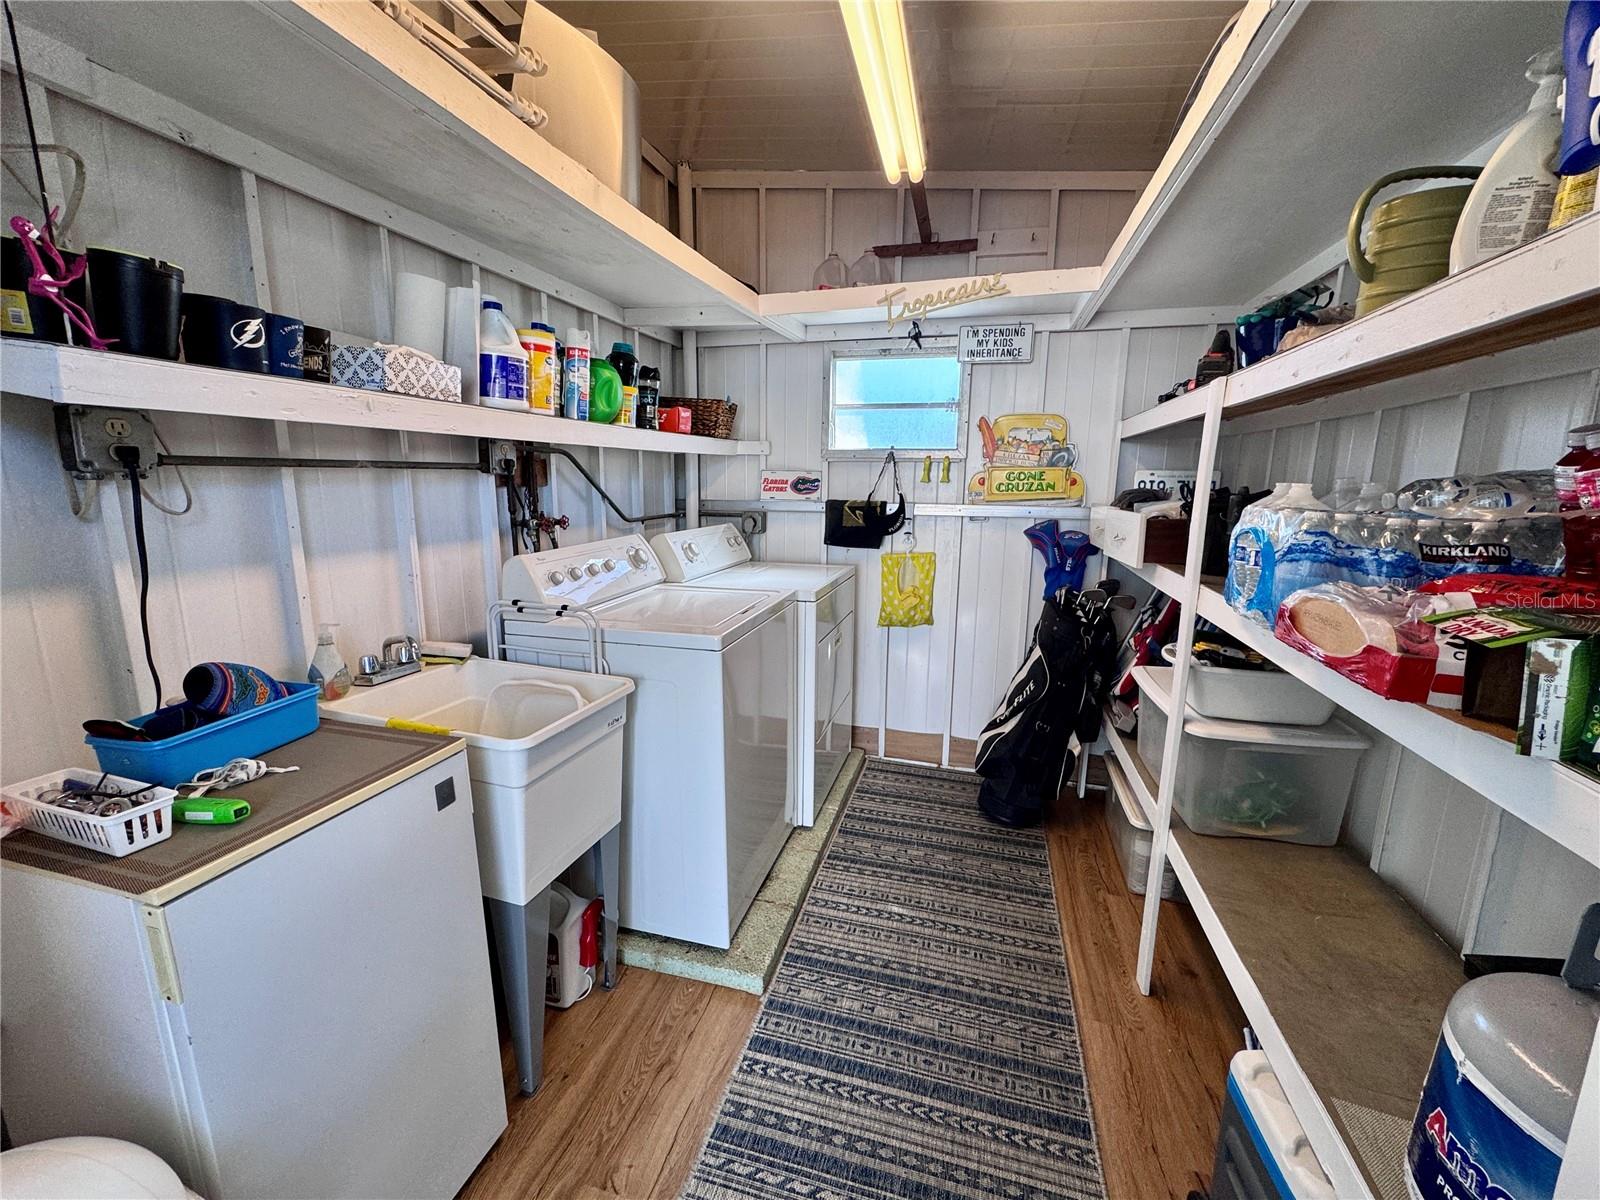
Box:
(1225, 472), (1564, 623)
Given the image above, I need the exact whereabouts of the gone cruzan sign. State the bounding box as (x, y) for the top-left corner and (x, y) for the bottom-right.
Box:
(958, 322), (1034, 363)
(878, 273), (1010, 330)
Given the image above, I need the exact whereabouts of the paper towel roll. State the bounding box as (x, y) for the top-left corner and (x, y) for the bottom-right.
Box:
(443, 285), (479, 404)
(392, 271), (447, 358)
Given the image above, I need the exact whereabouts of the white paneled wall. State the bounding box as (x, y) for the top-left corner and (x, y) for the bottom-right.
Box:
(689, 174), (1144, 293)
(696, 320), (1154, 760)
(1115, 348), (1600, 957)
(0, 80), (677, 782)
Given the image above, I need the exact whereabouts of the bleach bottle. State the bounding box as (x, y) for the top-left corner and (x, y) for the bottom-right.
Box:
(478, 296), (529, 410)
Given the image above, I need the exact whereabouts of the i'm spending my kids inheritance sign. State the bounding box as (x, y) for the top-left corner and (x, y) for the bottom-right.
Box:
(959, 323), (1033, 364)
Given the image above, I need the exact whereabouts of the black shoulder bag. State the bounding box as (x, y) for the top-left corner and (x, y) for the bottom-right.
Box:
(824, 450), (907, 548)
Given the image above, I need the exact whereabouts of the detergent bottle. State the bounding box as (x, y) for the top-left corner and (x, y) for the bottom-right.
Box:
(1450, 51), (1565, 273)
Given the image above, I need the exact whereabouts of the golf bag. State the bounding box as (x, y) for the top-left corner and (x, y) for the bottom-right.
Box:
(975, 586), (1122, 828)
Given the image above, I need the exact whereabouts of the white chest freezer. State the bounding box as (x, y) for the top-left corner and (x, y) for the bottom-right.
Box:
(0, 724), (507, 1200)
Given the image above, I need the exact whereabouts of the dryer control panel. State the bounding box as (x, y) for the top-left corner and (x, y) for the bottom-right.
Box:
(502, 534), (664, 607)
(651, 523), (752, 582)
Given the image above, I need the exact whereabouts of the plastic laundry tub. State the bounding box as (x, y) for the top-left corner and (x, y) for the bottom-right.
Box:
(1134, 665), (1369, 846)
(319, 658), (633, 905)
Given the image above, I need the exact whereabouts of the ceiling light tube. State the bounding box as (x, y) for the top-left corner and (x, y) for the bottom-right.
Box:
(840, 0), (925, 184)
(871, 0), (924, 183)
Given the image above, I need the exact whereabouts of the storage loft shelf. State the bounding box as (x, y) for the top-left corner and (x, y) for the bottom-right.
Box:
(1089, 0), (1573, 316)
(7, 3), (786, 337)
(1168, 826), (1463, 1198)
(1, 341), (769, 457)
(1197, 586), (1600, 867)
(1118, 217), (1600, 440)
(756, 267), (1103, 330)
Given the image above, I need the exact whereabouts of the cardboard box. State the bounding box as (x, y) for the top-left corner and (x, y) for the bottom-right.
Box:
(332, 343), (462, 402)
(1518, 637), (1595, 760)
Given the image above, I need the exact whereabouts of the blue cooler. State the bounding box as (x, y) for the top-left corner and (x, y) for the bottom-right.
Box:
(1212, 1050), (1335, 1200)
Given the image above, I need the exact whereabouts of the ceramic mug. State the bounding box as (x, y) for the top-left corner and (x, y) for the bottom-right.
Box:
(266, 313), (304, 378)
(180, 294), (268, 372)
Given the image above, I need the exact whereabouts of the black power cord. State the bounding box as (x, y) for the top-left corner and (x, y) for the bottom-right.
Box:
(113, 445), (163, 702)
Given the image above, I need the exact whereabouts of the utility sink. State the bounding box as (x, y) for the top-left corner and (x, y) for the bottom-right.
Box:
(320, 658), (634, 905)
(323, 657), (634, 1098)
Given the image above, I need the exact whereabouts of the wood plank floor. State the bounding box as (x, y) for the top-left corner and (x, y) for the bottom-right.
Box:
(458, 764), (1244, 1200)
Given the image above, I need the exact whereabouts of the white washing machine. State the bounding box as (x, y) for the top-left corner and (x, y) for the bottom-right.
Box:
(651, 524), (854, 826)
(500, 534), (796, 949)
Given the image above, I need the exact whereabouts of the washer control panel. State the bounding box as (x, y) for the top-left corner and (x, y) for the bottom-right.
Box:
(650, 523), (751, 582)
(502, 534), (664, 606)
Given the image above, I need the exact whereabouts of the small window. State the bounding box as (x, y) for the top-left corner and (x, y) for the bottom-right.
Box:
(827, 352), (964, 456)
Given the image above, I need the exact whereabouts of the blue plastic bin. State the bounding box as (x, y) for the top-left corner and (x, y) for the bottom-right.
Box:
(86, 682), (320, 787)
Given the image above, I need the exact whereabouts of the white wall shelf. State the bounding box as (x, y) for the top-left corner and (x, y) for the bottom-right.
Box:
(2, 341), (769, 457)
(1197, 586), (1600, 868)
(1085, 0), (1573, 317)
(1167, 826), (1463, 1198)
(1118, 216), (1600, 441)
(1127, 551), (1600, 865)
(6, 3), (797, 340)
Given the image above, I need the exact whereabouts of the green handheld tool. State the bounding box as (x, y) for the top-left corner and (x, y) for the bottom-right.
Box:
(173, 797), (251, 825)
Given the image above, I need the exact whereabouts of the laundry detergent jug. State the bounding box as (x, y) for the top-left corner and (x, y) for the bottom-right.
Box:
(1347, 167), (1481, 316)
(1406, 904), (1600, 1200)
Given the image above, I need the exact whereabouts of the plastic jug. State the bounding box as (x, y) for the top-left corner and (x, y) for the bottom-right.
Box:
(479, 296), (530, 409)
(1347, 167), (1481, 316)
(588, 358), (622, 423)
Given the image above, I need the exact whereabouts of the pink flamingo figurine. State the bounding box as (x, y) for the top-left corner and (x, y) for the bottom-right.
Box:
(9, 210), (110, 349)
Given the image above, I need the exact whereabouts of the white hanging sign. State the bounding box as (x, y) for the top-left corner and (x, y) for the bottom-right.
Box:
(958, 322), (1034, 364)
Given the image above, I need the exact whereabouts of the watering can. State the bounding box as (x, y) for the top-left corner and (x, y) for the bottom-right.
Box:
(1347, 166), (1481, 316)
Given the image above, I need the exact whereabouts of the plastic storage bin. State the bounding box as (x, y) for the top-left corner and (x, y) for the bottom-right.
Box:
(1104, 758), (1177, 899)
(1160, 644), (1335, 726)
(85, 682), (319, 788)
(2, 768), (177, 856)
(1134, 666), (1369, 846)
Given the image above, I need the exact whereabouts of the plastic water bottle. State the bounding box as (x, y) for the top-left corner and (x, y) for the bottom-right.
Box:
(478, 296), (529, 409)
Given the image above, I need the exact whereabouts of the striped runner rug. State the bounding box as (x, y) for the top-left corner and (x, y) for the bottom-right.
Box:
(683, 758), (1106, 1200)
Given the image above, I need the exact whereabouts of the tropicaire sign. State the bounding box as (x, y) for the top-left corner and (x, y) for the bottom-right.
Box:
(878, 273), (1010, 331)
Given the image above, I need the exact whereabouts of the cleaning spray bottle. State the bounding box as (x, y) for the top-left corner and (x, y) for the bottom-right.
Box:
(308, 623), (352, 700)
(1450, 51), (1565, 273)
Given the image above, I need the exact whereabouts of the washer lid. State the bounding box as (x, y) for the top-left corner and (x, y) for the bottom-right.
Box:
(679, 561), (855, 603)
(505, 584), (793, 651)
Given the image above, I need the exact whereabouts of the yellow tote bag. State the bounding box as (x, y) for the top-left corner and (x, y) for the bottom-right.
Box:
(879, 552), (936, 627)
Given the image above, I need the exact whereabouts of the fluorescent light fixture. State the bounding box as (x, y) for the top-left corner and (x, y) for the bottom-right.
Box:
(839, 0), (926, 184)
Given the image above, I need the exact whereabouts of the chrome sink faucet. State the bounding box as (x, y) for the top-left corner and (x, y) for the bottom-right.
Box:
(354, 634), (422, 687)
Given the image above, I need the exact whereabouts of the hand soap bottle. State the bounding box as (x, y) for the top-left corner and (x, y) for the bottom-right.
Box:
(308, 623), (352, 700)
(1449, 51), (1564, 273)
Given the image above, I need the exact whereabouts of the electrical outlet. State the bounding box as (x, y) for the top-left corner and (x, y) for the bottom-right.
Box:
(54, 406), (163, 479)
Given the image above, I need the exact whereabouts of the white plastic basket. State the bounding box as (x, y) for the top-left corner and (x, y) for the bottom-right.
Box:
(2, 769), (177, 857)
